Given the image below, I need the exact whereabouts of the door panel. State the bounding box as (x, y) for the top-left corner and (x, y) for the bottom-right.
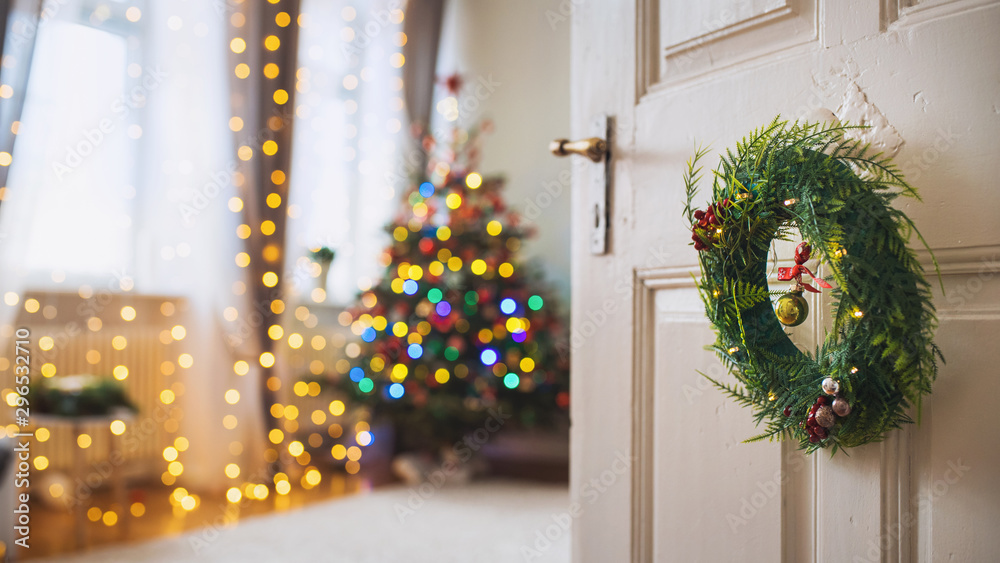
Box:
(635, 268), (816, 563)
(654, 0), (818, 87)
(570, 1), (1000, 561)
(652, 284), (782, 561)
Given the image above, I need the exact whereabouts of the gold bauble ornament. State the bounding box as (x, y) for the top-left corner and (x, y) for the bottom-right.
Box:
(775, 290), (808, 326)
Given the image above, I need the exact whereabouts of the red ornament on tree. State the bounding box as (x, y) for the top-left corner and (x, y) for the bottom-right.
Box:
(440, 72), (463, 94)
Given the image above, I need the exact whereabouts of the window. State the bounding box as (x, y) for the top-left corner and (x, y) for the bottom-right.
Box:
(286, 0), (407, 304)
(6, 1), (146, 286)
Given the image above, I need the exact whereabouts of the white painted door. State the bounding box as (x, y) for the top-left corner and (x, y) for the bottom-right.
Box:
(568, 1), (1000, 562)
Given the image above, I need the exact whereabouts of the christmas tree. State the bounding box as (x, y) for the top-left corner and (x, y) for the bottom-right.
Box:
(338, 119), (570, 453)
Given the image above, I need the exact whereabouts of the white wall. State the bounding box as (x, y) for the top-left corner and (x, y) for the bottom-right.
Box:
(435, 0), (572, 305)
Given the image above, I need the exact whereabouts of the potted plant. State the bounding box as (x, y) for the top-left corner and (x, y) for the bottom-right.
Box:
(309, 246), (336, 292)
(30, 375), (137, 417)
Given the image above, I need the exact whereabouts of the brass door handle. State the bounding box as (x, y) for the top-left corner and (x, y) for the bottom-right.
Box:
(549, 137), (607, 163)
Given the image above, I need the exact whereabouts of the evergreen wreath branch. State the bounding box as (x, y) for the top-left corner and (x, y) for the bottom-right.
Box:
(685, 118), (943, 454)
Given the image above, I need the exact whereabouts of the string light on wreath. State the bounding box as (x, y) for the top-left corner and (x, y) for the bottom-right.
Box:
(684, 118), (943, 454)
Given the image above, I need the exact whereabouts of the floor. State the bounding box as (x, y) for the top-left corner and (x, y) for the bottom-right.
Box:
(28, 480), (570, 563)
(19, 474), (369, 560)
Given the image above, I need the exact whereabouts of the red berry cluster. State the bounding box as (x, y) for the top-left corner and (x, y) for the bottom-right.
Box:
(691, 198), (731, 251)
(805, 396), (830, 443)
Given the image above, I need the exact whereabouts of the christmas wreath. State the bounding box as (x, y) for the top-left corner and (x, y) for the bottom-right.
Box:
(684, 119), (942, 454)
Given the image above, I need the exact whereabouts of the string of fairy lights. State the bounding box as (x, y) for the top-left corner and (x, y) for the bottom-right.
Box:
(0, 0), (409, 534)
(0, 2), (196, 525)
(224, 0), (296, 507)
(223, 0), (407, 504)
(0, 29), (16, 196)
(1, 286), (189, 525)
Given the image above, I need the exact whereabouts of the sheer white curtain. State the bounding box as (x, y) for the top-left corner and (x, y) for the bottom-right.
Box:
(135, 0), (262, 491)
(0, 4), (139, 333)
(286, 0), (408, 305)
(0, 0), (261, 491)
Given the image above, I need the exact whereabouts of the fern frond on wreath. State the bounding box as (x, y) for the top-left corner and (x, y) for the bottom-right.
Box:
(686, 118), (942, 454)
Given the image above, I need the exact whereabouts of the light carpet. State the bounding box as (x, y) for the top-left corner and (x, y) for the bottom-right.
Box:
(34, 481), (570, 563)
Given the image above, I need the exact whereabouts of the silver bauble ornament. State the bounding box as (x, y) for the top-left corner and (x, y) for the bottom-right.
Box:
(815, 405), (835, 428)
(832, 398), (851, 417)
(821, 377), (840, 396)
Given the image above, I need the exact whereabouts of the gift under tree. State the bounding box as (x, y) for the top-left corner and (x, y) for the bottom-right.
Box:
(339, 120), (570, 455)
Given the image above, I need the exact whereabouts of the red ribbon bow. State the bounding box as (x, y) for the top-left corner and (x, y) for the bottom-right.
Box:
(777, 242), (833, 293)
